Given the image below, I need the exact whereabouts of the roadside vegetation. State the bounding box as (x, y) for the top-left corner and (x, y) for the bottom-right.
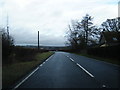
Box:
(1, 28), (54, 88)
(65, 14), (120, 65)
(74, 52), (120, 65)
(2, 51), (54, 88)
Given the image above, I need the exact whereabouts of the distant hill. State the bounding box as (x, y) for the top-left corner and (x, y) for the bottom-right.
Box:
(15, 45), (71, 51)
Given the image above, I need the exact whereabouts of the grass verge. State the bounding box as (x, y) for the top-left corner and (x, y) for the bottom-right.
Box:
(2, 51), (54, 88)
(73, 53), (120, 66)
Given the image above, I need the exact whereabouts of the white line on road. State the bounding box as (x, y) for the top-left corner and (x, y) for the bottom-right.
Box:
(76, 63), (94, 78)
(41, 54), (54, 65)
(13, 67), (39, 89)
(40, 64), (43, 66)
(13, 54), (54, 89)
(46, 54), (54, 61)
(70, 58), (74, 62)
(65, 55), (94, 78)
(67, 56), (69, 58)
(102, 85), (106, 88)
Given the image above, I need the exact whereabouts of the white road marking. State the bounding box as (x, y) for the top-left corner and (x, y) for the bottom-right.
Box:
(40, 64), (43, 66)
(76, 63), (94, 78)
(102, 85), (106, 88)
(47, 54), (54, 60)
(65, 55), (94, 78)
(13, 54), (54, 89)
(13, 67), (39, 89)
(67, 56), (69, 58)
(70, 58), (74, 62)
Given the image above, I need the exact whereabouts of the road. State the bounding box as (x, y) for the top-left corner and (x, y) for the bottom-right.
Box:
(14, 52), (120, 88)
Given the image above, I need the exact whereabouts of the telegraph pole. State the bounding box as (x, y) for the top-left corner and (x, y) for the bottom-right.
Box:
(38, 31), (39, 50)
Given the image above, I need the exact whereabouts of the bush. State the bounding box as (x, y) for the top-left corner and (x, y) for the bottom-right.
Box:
(13, 46), (49, 62)
(13, 47), (38, 62)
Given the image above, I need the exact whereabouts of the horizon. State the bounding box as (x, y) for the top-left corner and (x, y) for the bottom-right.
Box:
(15, 43), (68, 47)
(0, 0), (118, 46)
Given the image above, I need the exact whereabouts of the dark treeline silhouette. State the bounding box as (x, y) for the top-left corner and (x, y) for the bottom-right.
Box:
(1, 28), (14, 64)
(13, 46), (49, 62)
(1, 28), (49, 64)
(101, 17), (120, 32)
(66, 14), (120, 52)
(87, 45), (120, 60)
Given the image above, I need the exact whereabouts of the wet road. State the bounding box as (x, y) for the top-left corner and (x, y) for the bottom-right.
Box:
(14, 52), (120, 88)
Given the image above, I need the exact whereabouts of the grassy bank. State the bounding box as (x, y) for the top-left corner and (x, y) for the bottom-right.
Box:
(2, 51), (54, 88)
(74, 53), (120, 65)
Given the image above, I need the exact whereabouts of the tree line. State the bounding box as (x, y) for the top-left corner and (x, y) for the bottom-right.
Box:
(1, 27), (49, 64)
(66, 14), (120, 52)
(0, 28), (14, 64)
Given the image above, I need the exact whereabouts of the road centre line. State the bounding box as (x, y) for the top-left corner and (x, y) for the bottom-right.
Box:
(13, 54), (54, 89)
(70, 58), (74, 62)
(65, 55), (94, 78)
(13, 67), (39, 89)
(76, 63), (94, 78)
(67, 56), (69, 58)
(40, 64), (43, 66)
(102, 85), (106, 88)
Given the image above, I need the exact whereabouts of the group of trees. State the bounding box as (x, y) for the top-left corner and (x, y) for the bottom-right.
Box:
(66, 14), (120, 51)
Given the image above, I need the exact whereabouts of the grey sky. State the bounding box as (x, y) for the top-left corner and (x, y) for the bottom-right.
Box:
(0, 0), (118, 46)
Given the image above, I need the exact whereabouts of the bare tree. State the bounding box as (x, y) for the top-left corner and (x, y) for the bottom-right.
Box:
(78, 14), (100, 46)
(66, 24), (79, 50)
(66, 14), (100, 51)
(80, 14), (94, 45)
(101, 17), (120, 32)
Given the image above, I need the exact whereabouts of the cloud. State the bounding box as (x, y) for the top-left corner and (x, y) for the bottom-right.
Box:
(0, 0), (118, 46)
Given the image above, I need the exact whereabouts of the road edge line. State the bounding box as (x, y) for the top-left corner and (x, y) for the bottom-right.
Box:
(13, 67), (39, 89)
(13, 53), (54, 89)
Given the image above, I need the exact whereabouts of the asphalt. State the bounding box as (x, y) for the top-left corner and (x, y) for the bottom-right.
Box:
(14, 52), (120, 88)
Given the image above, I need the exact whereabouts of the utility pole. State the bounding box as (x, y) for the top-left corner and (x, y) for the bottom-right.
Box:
(38, 31), (39, 50)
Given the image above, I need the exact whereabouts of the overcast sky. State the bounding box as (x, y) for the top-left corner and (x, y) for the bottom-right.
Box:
(0, 0), (118, 46)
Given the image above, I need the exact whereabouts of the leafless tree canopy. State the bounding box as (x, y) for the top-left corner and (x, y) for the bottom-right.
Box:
(66, 14), (119, 51)
(101, 17), (120, 32)
(66, 14), (100, 51)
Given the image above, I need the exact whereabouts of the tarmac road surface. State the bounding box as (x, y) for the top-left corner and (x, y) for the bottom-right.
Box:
(13, 52), (120, 88)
